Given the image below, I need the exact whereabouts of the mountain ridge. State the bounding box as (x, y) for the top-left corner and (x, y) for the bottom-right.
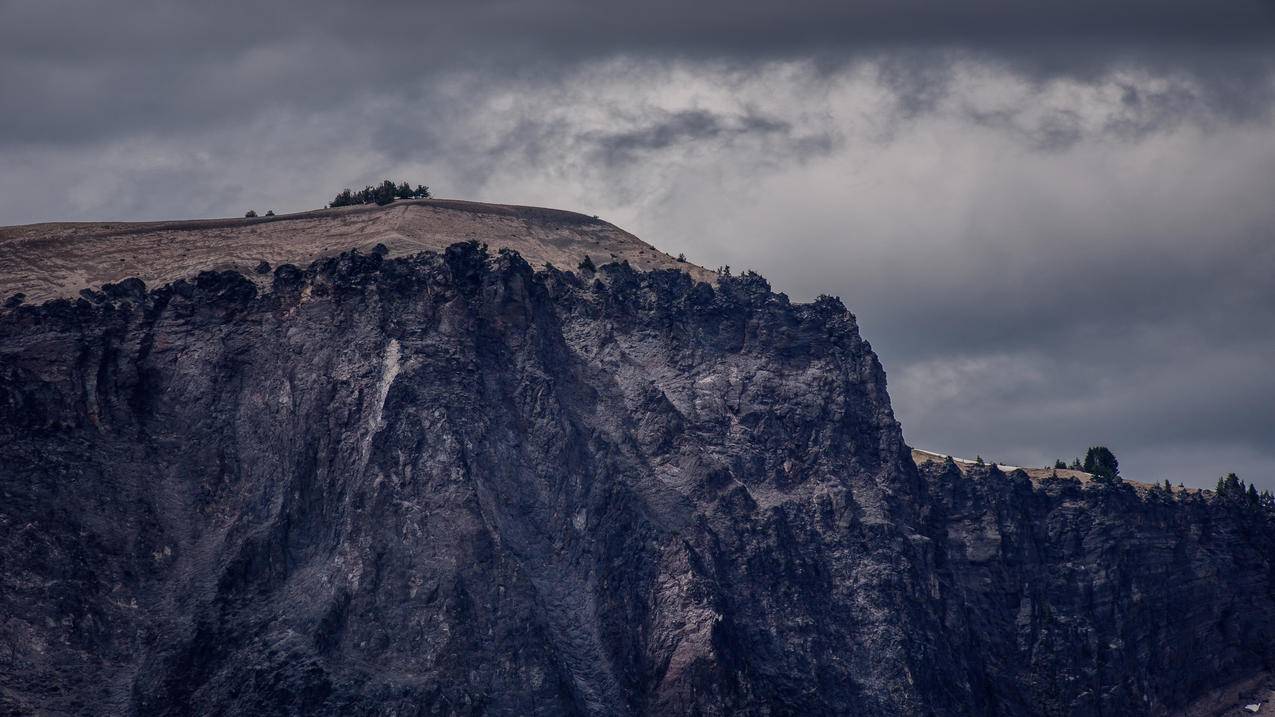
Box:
(2, 209), (1274, 715)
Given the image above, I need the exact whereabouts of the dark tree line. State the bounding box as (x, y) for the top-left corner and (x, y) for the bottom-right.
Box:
(1215, 472), (1275, 511)
(1044, 446), (1272, 508)
(330, 180), (430, 208)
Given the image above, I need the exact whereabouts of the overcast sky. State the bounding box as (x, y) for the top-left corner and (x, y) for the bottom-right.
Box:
(3, 1), (1273, 487)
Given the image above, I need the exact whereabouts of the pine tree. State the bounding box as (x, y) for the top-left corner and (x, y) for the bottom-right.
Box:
(1083, 446), (1120, 483)
(1216, 473), (1246, 504)
(373, 180), (397, 205)
(331, 188), (357, 207)
(1225, 473), (1243, 495)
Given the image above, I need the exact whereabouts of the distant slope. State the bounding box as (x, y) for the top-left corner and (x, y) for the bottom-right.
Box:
(910, 447), (1198, 493)
(0, 198), (713, 304)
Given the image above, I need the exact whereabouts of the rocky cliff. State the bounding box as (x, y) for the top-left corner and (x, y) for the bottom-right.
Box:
(922, 461), (1275, 716)
(1, 226), (1273, 715)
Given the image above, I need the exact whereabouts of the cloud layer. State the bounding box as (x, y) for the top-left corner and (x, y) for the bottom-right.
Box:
(2, 1), (1273, 487)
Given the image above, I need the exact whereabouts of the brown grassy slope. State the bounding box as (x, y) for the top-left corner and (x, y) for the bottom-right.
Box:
(0, 199), (714, 303)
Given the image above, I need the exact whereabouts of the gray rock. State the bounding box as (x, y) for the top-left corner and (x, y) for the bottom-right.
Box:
(0, 241), (1270, 715)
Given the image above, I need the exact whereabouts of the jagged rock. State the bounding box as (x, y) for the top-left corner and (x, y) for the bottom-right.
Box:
(0, 242), (1271, 716)
(921, 460), (1275, 716)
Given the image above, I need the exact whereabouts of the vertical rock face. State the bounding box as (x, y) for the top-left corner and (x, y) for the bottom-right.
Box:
(0, 244), (951, 715)
(923, 462), (1275, 716)
(0, 242), (1271, 715)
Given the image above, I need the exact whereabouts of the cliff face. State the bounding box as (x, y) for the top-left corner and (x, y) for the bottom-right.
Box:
(1, 241), (1272, 716)
(923, 462), (1275, 716)
(0, 244), (958, 715)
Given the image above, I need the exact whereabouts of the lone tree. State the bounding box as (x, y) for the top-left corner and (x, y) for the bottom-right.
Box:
(1083, 446), (1120, 483)
(244, 210), (258, 218)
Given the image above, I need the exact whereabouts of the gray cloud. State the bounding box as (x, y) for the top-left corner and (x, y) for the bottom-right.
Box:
(2, 0), (1274, 147)
(1, 1), (1273, 488)
(587, 110), (792, 164)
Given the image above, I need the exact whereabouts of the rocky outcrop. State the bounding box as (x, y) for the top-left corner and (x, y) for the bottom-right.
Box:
(1, 244), (957, 715)
(922, 461), (1275, 716)
(1, 242), (1271, 715)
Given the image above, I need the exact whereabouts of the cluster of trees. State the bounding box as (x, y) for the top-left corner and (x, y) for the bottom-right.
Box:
(1039, 447), (1274, 508)
(1214, 472), (1275, 511)
(330, 180), (430, 208)
(1054, 446), (1121, 484)
(1044, 449), (1272, 509)
(243, 210), (275, 218)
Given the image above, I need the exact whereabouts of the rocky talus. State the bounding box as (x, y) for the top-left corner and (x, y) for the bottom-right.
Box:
(1, 243), (1272, 715)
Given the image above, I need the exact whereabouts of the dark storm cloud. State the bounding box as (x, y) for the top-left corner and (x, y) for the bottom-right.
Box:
(1, 1), (1273, 488)
(3, 0), (1275, 146)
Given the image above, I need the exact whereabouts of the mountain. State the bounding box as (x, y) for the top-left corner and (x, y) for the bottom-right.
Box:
(1, 201), (1272, 715)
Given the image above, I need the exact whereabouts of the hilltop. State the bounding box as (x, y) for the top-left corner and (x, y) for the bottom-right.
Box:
(0, 198), (713, 305)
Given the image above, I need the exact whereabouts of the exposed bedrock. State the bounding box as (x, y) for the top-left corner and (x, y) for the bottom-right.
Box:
(1, 243), (1271, 715)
